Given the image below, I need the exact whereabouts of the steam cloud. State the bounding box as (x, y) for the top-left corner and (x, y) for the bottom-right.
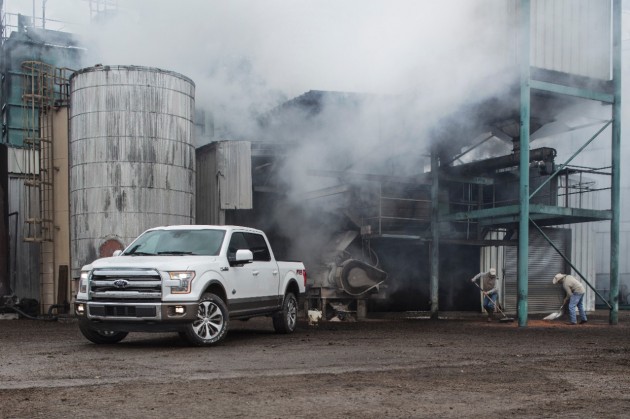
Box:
(70, 0), (519, 269)
(69, 1), (515, 142)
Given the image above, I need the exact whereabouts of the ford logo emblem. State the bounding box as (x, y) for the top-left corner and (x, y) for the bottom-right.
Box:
(113, 279), (129, 288)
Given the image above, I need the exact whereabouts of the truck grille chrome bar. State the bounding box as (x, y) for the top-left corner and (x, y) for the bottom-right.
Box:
(89, 268), (162, 301)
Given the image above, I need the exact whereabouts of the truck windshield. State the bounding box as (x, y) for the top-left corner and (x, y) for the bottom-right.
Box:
(124, 229), (226, 256)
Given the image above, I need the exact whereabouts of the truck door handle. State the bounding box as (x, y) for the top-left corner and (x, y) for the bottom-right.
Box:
(273, 271), (278, 276)
(252, 270), (259, 276)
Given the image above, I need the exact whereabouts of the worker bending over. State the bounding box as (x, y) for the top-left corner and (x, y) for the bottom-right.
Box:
(471, 268), (499, 322)
(553, 273), (587, 325)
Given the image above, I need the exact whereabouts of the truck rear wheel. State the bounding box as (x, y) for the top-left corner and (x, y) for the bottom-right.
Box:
(184, 293), (229, 346)
(78, 320), (128, 344)
(273, 292), (298, 334)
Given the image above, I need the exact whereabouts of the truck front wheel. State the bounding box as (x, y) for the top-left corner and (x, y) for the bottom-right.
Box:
(273, 292), (298, 334)
(78, 320), (128, 344)
(184, 293), (229, 346)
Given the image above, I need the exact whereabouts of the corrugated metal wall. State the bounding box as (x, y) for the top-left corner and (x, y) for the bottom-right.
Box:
(498, 0), (612, 80)
(562, 175), (597, 311)
(504, 228), (569, 314)
(196, 141), (252, 225)
(7, 176), (40, 299)
(480, 175), (597, 315)
(496, 222), (596, 315)
(69, 66), (196, 278)
(567, 221), (597, 310)
(531, 0), (612, 80)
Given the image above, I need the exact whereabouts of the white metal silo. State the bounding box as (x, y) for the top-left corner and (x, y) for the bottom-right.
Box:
(69, 65), (195, 278)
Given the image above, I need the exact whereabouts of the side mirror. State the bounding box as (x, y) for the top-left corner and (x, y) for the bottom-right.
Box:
(112, 250), (122, 257)
(233, 249), (253, 265)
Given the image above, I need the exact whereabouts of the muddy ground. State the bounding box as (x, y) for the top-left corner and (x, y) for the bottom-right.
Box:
(1, 310), (629, 418)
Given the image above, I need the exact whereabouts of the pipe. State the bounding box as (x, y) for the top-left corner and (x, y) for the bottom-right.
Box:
(610, 0), (621, 325)
(0, 303), (58, 321)
(430, 149), (439, 319)
(42, 0), (48, 29)
(518, 0), (531, 327)
(2, 211), (18, 297)
(443, 147), (556, 176)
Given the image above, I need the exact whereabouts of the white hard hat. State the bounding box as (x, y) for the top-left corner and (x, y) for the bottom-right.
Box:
(553, 273), (566, 284)
(489, 268), (496, 276)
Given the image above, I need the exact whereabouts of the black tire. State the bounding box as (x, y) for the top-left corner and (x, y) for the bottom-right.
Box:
(183, 293), (229, 346)
(273, 292), (298, 334)
(78, 320), (128, 344)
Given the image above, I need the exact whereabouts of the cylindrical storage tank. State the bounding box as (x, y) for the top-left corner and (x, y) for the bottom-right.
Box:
(69, 65), (195, 278)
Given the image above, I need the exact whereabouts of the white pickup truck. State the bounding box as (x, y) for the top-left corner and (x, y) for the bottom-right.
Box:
(74, 225), (306, 346)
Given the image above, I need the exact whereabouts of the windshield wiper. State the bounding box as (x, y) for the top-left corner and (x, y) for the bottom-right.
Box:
(126, 251), (155, 256)
(157, 251), (195, 255)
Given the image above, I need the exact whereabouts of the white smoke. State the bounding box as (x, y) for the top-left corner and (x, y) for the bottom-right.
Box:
(57, 0), (516, 145)
(64, 0), (520, 267)
(22, 0), (521, 265)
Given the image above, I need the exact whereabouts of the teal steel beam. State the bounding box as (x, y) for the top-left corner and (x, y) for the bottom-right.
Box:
(530, 120), (612, 200)
(446, 204), (613, 224)
(444, 205), (520, 222)
(518, 0), (531, 327)
(530, 79), (614, 103)
(610, 0), (621, 325)
(377, 234), (425, 240)
(529, 205), (612, 219)
(430, 149), (439, 319)
(480, 215), (612, 228)
(530, 220), (612, 309)
(439, 174), (494, 185)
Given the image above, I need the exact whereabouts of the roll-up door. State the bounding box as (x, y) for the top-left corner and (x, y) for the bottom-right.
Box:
(504, 228), (569, 314)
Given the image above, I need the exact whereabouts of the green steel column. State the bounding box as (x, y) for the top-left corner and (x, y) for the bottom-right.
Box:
(610, 0), (621, 325)
(430, 149), (439, 320)
(518, 0), (531, 327)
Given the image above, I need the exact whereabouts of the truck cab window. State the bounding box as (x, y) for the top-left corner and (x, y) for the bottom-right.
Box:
(244, 233), (271, 262)
(227, 232), (249, 262)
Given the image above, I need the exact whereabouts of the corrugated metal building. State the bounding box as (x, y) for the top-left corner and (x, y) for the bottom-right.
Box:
(196, 141), (253, 225)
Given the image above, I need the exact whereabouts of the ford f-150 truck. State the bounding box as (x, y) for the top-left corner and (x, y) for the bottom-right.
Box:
(74, 225), (306, 346)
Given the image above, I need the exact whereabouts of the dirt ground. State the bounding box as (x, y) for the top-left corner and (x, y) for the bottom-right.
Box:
(1, 310), (629, 419)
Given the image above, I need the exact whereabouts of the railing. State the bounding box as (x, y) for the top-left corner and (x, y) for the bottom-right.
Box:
(359, 164), (610, 238)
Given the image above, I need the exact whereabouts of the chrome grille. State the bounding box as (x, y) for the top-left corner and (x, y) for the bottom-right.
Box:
(89, 268), (162, 301)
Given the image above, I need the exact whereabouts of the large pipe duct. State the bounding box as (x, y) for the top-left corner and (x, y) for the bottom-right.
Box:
(336, 259), (386, 296)
(445, 147), (556, 176)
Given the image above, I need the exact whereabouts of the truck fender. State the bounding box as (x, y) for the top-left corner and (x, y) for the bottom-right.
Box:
(193, 270), (229, 303)
(283, 278), (301, 301)
(194, 279), (227, 304)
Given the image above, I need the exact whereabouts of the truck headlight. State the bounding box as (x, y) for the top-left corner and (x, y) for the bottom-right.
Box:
(79, 271), (89, 294)
(169, 271), (195, 294)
